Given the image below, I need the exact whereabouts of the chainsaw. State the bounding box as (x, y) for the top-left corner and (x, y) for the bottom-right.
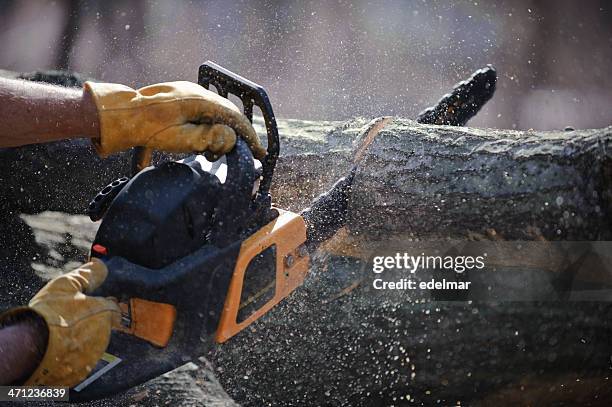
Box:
(70, 62), (353, 401)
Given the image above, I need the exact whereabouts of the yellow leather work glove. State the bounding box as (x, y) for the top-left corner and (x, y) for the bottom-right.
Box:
(84, 81), (266, 159)
(0, 259), (121, 387)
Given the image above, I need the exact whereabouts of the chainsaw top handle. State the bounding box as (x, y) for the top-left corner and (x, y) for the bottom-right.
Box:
(197, 61), (279, 196)
(131, 61), (280, 196)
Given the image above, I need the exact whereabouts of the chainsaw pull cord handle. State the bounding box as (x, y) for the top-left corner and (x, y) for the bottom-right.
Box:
(197, 61), (279, 196)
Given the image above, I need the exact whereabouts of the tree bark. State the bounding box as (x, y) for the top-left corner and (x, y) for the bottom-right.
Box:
(270, 117), (612, 241)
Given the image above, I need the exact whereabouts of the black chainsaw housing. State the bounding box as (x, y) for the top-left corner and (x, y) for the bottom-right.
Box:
(92, 139), (261, 269)
(70, 140), (265, 401)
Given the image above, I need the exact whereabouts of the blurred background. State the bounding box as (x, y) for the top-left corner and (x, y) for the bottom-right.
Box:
(0, 0), (610, 130)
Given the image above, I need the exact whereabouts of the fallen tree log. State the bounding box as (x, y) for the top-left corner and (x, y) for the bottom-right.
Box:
(272, 118), (612, 242)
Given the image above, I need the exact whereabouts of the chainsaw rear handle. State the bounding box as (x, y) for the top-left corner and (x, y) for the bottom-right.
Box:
(198, 61), (279, 196)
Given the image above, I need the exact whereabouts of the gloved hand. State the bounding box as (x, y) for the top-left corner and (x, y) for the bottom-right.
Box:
(0, 259), (121, 387)
(84, 81), (266, 159)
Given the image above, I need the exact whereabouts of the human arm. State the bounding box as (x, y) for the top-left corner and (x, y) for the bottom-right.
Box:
(0, 314), (48, 385)
(0, 77), (99, 147)
(0, 78), (265, 158)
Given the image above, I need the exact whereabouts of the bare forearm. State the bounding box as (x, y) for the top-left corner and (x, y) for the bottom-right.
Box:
(0, 316), (48, 385)
(0, 78), (99, 148)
